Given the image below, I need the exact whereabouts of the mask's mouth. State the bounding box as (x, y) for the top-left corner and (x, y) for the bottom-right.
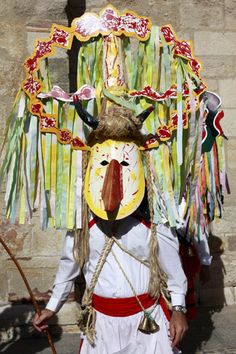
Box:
(101, 159), (123, 214)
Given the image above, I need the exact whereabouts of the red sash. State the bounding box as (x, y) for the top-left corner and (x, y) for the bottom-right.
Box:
(92, 293), (171, 320)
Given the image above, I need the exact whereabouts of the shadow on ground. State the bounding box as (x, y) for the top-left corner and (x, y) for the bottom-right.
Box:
(180, 234), (226, 353)
(0, 303), (64, 354)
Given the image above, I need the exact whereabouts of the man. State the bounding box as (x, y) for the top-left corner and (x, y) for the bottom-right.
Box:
(33, 104), (188, 354)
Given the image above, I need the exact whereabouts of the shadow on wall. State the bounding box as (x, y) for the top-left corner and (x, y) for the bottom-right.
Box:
(180, 233), (225, 354)
(0, 303), (62, 354)
(65, 0), (86, 92)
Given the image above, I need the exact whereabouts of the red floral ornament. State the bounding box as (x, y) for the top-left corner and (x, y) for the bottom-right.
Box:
(51, 27), (70, 46)
(143, 136), (159, 149)
(40, 116), (57, 129)
(156, 126), (172, 141)
(25, 56), (38, 73)
(171, 112), (188, 129)
(35, 40), (53, 58)
(174, 41), (192, 59)
(129, 83), (191, 101)
(31, 102), (43, 115)
(189, 59), (201, 76)
(23, 76), (41, 96)
(74, 6), (151, 41)
(101, 8), (151, 38)
(161, 26), (177, 43)
(71, 137), (86, 148)
(57, 129), (72, 143)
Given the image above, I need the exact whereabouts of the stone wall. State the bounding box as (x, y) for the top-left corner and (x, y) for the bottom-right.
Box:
(0, 0), (236, 332)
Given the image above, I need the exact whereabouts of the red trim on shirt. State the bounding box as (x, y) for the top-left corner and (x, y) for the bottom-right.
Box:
(78, 339), (84, 353)
(132, 213), (151, 229)
(88, 217), (98, 229)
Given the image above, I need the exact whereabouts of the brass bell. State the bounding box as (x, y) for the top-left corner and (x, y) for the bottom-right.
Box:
(138, 313), (160, 334)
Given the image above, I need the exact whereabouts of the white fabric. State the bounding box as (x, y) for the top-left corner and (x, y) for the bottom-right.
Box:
(46, 215), (186, 354)
(80, 305), (180, 354)
(47, 216), (187, 312)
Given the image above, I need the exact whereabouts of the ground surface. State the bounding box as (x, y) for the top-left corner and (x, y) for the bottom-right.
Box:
(1, 305), (236, 354)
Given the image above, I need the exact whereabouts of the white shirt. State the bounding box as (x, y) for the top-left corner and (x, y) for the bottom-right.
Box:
(46, 215), (187, 313)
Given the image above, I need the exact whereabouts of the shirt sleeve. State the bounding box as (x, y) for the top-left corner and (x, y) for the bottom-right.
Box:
(46, 231), (81, 313)
(157, 224), (187, 307)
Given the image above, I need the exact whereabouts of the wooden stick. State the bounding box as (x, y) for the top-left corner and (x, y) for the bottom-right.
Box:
(0, 236), (57, 354)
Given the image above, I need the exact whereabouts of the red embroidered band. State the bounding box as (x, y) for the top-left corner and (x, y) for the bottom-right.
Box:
(92, 293), (170, 320)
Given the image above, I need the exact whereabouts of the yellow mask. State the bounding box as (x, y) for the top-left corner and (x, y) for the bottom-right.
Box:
(84, 140), (145, 220)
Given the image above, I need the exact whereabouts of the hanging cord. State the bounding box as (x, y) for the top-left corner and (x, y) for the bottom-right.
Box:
(111, 236), (150, 267)
(143, 151), (169, 299)
(73, 150), (90, 268)
(77, 236), (115, 345)
(110, 247), (158, 319)
(112, 235), (171, 308)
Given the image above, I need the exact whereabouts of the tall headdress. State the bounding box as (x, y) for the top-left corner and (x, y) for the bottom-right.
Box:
(0, 5), (229, 245)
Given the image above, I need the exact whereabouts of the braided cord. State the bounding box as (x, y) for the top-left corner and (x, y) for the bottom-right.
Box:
(144, 151), (168, 298)
(110, 248), (158, 316)
(82, 236), (115, 305)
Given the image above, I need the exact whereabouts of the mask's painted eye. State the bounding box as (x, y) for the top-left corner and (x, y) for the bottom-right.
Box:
(120, 161), (129, 166)
(100, 160), (109, 166)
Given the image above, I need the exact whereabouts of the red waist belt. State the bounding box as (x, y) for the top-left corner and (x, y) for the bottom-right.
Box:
(92, 293), (170, 320)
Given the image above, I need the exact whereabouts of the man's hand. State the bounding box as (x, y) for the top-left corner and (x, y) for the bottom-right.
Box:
(32, 309), (55, 333)
(169, 311), (188, 347)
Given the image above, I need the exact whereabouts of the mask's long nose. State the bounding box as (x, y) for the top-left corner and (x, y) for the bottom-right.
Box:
(101, 159), (123, 212)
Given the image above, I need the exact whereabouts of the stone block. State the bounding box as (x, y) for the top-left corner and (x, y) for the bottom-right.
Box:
(31, 1), (67, 23)
(225, 0), (236, 31)
(219, 78), (236, 109)
(0, 1), (36, 21)
(226, 235), (236, 252)
(0, 225), (32, 260)
(221, 109), (236, 138)
(0, 268), (8, 303)
(225, 139), (236, 170)
(198, 252), (236, 292)
(224, 287), (236, 305)
(86, 0), (182, 29)
(221, 253), (236, 287)
(7, 266), (56, 299)
(212, 207), (236, 237)
(204, 79), (218, 93)
(48, 58), (69, 92)
(0, 22), (27, 59)
(194, 32), (236, 56)
(179, 0), (224, 31)
(175, 30), (194, 43)
(199, 56), (236, 80)
(6, 256), (60, 269)
(30, 225), (64, 257)
(0, 0), (67, 22)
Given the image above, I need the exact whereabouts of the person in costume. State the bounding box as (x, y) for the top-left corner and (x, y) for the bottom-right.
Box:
(0, 5), (228, 354)
(33, 103), (189, 354)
